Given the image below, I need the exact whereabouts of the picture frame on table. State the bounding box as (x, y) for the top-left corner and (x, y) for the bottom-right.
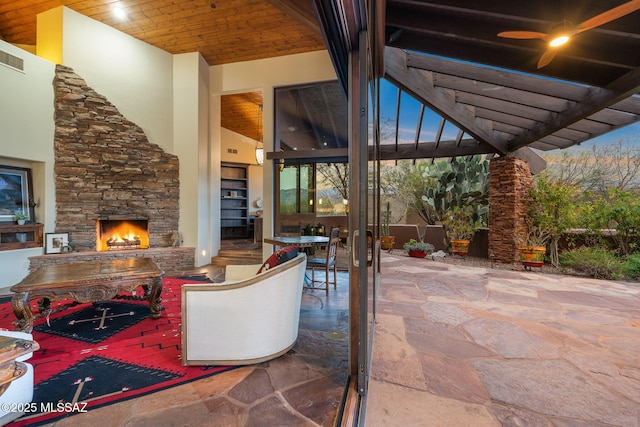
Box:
(45, 232), (70, 254)
(0, 165), (34, 223)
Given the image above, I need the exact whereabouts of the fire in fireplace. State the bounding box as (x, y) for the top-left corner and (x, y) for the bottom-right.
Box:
(96, 220), (149, 251)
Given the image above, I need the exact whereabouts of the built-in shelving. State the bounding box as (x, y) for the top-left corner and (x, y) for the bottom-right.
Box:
(221, 163), (249, 239)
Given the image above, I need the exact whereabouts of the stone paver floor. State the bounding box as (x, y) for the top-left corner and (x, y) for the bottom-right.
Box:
(366, 253), (640, 427)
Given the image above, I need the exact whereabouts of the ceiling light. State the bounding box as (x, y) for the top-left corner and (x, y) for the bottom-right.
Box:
(549, 35), (569, 47)
(113, 4), (127, 20)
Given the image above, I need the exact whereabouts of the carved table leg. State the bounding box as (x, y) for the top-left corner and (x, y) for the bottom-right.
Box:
(11, 292), (33, 333)
(147, 277), (164, 319)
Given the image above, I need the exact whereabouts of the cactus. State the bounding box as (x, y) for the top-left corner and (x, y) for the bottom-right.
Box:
(422, 155), (489, 225)
(382, 201), (391, 236)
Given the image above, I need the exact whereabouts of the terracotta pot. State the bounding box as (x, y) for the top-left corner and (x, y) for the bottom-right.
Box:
(381, 236), (395, 250)
(450, 239), (470, 256)
(407, 249), (427, 258)
(519, 245), (546, 267)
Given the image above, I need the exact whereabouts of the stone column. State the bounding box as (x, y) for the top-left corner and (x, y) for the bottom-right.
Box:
(488, 156), (533, 263)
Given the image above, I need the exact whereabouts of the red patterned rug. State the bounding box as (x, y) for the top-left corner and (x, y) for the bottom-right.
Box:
(0, 275), (235, 426)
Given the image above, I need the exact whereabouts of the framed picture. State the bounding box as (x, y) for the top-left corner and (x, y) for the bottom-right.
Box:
(45, 233), (70, 254)
(0, 165), (34, 223)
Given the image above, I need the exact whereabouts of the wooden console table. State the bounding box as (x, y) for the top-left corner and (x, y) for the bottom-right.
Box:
(10, 258), (164, 332)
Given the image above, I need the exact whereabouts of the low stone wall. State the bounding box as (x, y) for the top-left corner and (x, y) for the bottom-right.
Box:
(28, 247), (195, 274)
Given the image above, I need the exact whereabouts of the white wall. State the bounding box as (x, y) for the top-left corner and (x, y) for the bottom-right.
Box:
(173, 52), (211, 266)
(39, 7), (175, 153)
(220, 128), (261, 165)
(210, 51), (337, 257)
(247, 165), (263, 217)
(0, 41), (56, 286)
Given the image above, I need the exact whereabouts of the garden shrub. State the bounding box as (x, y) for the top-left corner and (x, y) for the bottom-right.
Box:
(622, 254), (640, 281)
(559, 247), (623, 280)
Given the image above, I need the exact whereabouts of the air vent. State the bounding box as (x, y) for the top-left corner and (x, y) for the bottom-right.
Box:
(0, 50), (24, 72)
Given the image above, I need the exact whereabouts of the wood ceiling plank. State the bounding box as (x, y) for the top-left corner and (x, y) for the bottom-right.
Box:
(588, 109), (638, 126)
(610, 97), (640, 115)
(433, 73), (571, 113)
(474, 107), (538, 129)
(406, 52), (590, 102)
(568, 119), (614, 136)
(455, 92), (550, 123)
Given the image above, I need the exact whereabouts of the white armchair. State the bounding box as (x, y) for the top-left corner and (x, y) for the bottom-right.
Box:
(0, 331), (38, 426)
(181, 253), (307, 365)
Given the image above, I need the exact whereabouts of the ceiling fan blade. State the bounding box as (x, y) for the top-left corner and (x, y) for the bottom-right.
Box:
(537, 48), (558, 68)
(576, 0), (640, 33)
(498, 31), (548, 40)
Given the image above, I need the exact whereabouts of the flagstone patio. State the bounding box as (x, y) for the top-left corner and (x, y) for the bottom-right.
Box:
(366, 252), (640, 426)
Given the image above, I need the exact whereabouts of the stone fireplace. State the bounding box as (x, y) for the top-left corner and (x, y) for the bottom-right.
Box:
(53, 64), (180, 253)
(28, 65), (195, 272)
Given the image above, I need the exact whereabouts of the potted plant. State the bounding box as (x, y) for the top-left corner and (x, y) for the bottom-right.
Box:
(13, 210), (28, 225)
(442, 206), (479, 256)
(403, 239), (434, 258)
(380, 201), (395, 251)
(518, 224), (549, 269)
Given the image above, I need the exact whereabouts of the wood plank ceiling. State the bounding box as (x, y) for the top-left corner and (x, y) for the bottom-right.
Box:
(0, 0), (325, 66)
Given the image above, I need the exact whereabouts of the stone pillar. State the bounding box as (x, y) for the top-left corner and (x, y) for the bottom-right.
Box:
(488, 156), (533, 263)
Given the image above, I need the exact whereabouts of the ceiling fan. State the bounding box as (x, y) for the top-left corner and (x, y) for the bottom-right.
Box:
(497, 0), (640, 68)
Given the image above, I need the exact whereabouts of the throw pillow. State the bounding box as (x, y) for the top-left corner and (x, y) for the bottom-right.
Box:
(257, 246), (299, 274)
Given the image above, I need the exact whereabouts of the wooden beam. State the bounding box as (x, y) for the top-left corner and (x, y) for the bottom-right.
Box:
(376, 139), (498, 160)
(384, 47), (509, 155)
(266, 148), (348, 162)
(508, 66), (640, 151)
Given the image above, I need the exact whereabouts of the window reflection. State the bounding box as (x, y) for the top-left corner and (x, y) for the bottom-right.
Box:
(274, 81), (347, 152)
(279, 164), (315, 214)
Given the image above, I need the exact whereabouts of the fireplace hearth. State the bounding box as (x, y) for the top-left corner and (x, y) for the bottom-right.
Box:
(97, 220), (149, 251)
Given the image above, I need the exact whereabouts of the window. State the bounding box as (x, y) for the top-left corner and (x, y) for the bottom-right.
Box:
(279, 164), (315, 214)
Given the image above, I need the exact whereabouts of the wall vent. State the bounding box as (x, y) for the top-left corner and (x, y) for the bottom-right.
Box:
(0, 50), (24, 72)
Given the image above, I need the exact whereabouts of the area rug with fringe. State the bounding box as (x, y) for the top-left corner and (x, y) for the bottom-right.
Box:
(0, 274), (234, 426)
